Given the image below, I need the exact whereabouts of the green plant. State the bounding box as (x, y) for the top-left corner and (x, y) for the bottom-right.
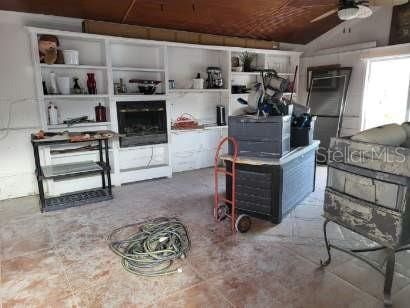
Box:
(239, 51), (256, 72)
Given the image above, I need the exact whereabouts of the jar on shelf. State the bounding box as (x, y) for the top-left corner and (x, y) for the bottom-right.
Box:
(95, 103), (106, 122)
(87, 73), (97, 94)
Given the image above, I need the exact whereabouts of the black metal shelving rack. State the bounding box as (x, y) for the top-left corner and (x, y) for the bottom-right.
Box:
(31, 133), (114, 212)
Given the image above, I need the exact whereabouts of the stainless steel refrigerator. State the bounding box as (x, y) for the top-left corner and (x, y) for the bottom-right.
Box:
(306, 67), (352, 163)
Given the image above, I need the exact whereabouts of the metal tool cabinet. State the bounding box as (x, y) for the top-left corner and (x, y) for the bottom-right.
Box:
(322, 137), (410, 306)
(31, 132), (114, 212)
(223, 141), (319, 224)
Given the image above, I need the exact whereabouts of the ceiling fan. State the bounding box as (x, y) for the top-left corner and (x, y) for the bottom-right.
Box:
(311, 0), (409, 23)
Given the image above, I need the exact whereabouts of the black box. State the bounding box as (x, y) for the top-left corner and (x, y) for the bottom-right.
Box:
(291, 116), (316, 148)
(228, 115), (291, 158)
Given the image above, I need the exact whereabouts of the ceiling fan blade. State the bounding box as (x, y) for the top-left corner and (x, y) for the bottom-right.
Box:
(310, 8), (338, 23)
(369, 0), (408, 6)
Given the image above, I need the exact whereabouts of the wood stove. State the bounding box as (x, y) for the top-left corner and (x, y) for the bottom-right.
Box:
(117, 101), (167, 147)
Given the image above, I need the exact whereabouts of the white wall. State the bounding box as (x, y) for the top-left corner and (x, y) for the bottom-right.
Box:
(0, 10), (82, 200)
(303, 6), (393, 57)
(297, 6), (410, 137)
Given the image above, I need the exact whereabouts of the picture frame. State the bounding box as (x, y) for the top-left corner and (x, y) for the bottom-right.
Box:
(389, 3), (410, 45)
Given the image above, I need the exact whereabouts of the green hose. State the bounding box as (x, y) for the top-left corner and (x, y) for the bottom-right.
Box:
(108, 217), (191, 277)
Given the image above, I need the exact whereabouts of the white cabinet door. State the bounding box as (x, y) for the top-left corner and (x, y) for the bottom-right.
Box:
(171, 129), (223, 172)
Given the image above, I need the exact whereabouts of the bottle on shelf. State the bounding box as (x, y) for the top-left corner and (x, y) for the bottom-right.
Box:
(87, 73), (97, 94)
(49, 71), (57, 94)
(47, 102), (58, 125)
(42, 81), (48, 95)
(95, 102), (107, 122)
(73, 77), (82, 94)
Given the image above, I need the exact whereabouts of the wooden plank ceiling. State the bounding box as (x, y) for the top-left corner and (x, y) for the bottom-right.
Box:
(0, 0), (341, 44)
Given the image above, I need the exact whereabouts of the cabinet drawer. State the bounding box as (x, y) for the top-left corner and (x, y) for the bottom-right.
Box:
(327, 166), (405, 211)
(324, 188), (402, 247)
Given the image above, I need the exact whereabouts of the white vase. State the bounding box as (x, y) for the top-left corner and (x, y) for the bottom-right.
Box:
(57, 76), (70, 95)
(63, 50), (79, 65)
(49, 72), (57, 94)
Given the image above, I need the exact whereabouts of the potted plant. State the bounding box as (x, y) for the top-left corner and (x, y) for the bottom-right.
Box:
(240, 52), (256, 72)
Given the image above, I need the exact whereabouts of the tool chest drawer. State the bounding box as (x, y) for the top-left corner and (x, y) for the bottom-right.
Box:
(236, 169), (272, 189)
(235, 169), (273, 215)
(228, 115), (291, 158)
(324, 188), (403, 247)
(327, 164), (407, 212)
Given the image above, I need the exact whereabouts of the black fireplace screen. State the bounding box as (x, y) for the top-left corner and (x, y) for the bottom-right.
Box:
(117, 101), (167, 147)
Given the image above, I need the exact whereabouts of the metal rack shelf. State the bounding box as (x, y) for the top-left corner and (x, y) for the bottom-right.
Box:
(45, 188), (112, 211)
(41, 161), (106, 179)
(31, 131), (114, 212)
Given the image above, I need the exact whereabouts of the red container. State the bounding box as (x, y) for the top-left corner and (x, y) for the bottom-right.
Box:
(87, 73), (97, 94)
(95, 103), (106, 122)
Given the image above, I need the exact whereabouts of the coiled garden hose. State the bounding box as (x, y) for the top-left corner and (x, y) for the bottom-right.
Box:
(108, 217), (191, 277)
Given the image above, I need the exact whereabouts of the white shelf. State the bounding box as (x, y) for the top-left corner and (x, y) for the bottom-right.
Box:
(44, 94), (109, 99)
(47, 122), (110, 129)
(231, 72), (260, 76)
(231, 71), (294, 76)
(112, 67), (165, 72)
(40, 64), (107, 70)
(114, 94), (167, 101)
(169, 89), (229, 94)
(41, 161), (102, 178)
(171, 124), (227, 133)
(119, 143), (168, 152)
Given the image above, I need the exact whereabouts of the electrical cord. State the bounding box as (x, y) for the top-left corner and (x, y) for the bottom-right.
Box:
(146, 145), (154, 168)
(108, 217), (191, 277)
(0, 98), (39, 141)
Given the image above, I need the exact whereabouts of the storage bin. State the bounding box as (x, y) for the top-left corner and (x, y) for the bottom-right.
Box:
(291, 116), (316, 148)
(228, 115), (291, 158)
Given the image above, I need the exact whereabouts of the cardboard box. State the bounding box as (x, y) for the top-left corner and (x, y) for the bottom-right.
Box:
(148, 28), (176, 42)
(223, 36), (247, 48)
(82, 20), (149, 39)
(199, 33), (224, 46)
(82, 20), (279, 50)
(176, 31), (200, 44)
(246, 39), (277, 50)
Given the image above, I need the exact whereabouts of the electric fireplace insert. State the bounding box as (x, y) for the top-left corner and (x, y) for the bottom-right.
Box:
(117, 101), (167, 147)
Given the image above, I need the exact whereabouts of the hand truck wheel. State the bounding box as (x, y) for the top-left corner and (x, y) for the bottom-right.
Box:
(235, 214), (251, 233)
(216, 204), (230, 221)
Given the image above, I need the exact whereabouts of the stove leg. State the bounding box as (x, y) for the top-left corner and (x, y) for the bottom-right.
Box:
(320, 219), (332, 267)
(383, 249), (395, 307)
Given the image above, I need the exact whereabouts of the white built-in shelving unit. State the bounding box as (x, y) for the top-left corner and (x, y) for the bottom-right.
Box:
(28, 26), (301, 194)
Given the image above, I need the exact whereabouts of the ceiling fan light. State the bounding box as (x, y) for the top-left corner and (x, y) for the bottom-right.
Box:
(338, 7), (360, 20)
(357, 5), (373, 18)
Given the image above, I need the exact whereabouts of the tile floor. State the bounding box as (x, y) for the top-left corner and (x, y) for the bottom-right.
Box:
(1, 167), (410, 307)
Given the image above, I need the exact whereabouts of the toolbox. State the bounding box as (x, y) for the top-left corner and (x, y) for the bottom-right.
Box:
(228, 115), (291, 158)
(225, 143), (317, 224)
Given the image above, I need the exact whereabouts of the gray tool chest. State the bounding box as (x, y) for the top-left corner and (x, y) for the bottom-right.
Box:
(321, 137), (410, 306)
(224, 141), (318, 224)
(228, 115), (291, 158)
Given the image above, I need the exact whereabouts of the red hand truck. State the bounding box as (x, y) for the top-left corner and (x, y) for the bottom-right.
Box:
(214, 137), (251, 233)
